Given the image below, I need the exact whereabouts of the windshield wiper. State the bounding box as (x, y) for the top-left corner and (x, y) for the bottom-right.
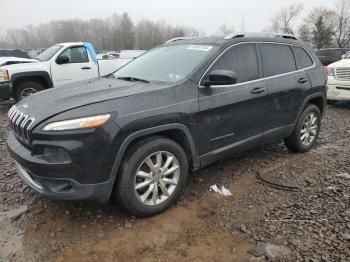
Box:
(117, 76), (149, 83)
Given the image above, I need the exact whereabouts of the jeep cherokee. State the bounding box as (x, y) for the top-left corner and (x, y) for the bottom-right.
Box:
(7, 33), (327, 217)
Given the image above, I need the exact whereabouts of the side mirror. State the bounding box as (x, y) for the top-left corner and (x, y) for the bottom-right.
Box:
(202, 69), (237, 87)
(341, 54), (346, 59)
(56, 55), (70, 65)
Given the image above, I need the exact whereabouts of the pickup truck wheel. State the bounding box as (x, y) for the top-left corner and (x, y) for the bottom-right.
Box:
(15, 81), (44, 101)
(284, 104), (321, 153)
(327, 99), (336, 105)
(115, 137), (188, 217)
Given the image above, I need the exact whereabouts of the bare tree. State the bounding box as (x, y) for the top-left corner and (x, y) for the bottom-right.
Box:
(306, 7), (336, 49)
(297, 24), (312, 42)
(333, 0), (350, 48)
(270, 4), (304, 34)
(216, 24), (235, 36)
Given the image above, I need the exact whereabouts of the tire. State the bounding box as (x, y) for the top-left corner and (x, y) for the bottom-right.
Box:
(15, 81), (44, 101)
(327, 99), (336, 106)
(115, 136), (189, 217)
(284, 104), (321, 153)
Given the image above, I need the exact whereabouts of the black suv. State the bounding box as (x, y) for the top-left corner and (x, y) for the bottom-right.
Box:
(0, 49), (31, 58)
(315, 48), (349, 66)
(7, 33), (326, 217)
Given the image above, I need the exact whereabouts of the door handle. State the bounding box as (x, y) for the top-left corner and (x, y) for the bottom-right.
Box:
(81, 66), (91, 70)
(251, 87), (266, 94)
(298, 77), (308, 84)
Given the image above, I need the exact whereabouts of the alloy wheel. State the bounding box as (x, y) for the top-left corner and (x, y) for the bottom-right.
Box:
(300, 112), (318, 146)
(134, 151), (180, 206)
(20, 87), (38, 99)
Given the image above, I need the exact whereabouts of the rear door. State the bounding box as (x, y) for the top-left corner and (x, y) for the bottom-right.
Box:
(197, 43), (267, 156)
(51, 46), (99, 86)
(260, 43), (312, 135)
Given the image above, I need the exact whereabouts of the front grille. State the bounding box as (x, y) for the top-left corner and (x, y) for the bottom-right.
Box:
(335, 67), (350, 81)
(8, 106), (35, 146)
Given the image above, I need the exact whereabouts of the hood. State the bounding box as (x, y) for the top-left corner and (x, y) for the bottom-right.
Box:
(0, 57), (38, 66)
(2, 60), (48, 74)
(328, 58), (350, 68)
(15, 77), (169, 124)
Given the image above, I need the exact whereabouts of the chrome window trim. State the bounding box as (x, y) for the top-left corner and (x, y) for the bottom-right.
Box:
(198, 41), (316, 89)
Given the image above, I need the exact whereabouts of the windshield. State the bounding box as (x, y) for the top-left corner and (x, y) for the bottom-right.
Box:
(344, 51), (350, 59)
(113, 44), (216, 83)
(36, 45), (63, 61)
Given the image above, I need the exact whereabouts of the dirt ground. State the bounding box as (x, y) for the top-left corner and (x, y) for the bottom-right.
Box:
(0, 102), (349, 262)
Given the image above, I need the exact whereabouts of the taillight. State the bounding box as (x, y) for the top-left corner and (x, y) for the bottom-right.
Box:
(323, 66), (329, 75)
(324, 66), (335, 76)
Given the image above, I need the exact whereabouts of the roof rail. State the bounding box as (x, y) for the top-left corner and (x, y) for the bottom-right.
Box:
(224, 32), (298, 40)
(165, 37), (198, 44)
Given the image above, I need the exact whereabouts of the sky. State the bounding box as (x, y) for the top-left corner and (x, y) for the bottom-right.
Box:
(0, 0), (334, 35)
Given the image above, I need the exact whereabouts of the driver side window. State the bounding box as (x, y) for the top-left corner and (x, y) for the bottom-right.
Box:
(60, 46), (89, 64)
(208, 43), (259, 84)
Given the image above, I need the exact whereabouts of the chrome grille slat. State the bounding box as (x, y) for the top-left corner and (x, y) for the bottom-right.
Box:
(335, 68), (350, 80)
(7, 106), (35, 146)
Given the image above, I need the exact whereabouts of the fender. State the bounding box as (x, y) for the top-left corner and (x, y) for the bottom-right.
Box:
(11, 71), (53, 93)
(109, 123), (200, 180)
(295, 92), (326, 122)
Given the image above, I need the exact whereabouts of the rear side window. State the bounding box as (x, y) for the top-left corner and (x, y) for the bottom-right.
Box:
(209, 43), (259, 84)
(260, 44), (296, 77)
(293, 46), (314, 69)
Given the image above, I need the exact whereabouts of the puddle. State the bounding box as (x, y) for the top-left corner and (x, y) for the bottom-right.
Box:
(54, 176), (256, 262)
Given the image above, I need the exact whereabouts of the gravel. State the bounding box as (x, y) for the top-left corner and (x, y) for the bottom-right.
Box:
(0, 102), (349, 262)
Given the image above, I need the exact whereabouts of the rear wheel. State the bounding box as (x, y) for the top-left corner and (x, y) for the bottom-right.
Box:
(284, 104), (321, 153)
(15, 81), (44, 101)
(115, 137), (189, 217)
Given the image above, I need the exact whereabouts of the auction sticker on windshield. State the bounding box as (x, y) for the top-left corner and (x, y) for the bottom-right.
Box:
(187, 45), (213, 52)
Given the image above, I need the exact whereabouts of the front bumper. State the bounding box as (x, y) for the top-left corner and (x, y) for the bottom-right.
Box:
(327, 78), (350, 101)
(0, 82), (10, 100)
(7, 130), (118, 203)
(15, 162), (114, 202)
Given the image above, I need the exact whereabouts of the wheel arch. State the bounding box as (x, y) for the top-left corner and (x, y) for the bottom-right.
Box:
(296, 92), (326, 121)
(11, 71), (53, 96)
(110, 124), (200, 181)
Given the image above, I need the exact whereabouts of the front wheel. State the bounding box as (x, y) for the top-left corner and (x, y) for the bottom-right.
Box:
(15, 81), (44, 101)
(115, 137), (189, 217)
(284, 104), (321, 153)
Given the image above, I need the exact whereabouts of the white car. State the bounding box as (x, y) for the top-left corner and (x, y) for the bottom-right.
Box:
(0, 42), (133, 101)
(327, 53), (350, 103)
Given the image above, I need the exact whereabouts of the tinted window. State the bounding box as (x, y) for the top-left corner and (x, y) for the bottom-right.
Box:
(293, 46), (314, 69)
(261, 44), (296, 77)
(60, 46), (89, 63)
(208, 43), (259, 84)
(316, 50), (331, 57)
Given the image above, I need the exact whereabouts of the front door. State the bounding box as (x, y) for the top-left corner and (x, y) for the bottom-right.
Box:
(197, 43), (267, 159)
(51, 46), (99, 87)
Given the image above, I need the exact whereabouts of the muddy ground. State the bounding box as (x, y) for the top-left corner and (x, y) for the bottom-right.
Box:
(0, 103), (349, 262)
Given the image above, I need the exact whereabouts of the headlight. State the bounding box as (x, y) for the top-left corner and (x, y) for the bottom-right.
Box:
(327, 67), (335, 77)
(0, 69), (9, 82)
(43, 114), (111, 131)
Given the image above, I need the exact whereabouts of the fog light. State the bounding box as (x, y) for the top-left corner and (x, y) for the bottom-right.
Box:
(42, 147), (71, 163)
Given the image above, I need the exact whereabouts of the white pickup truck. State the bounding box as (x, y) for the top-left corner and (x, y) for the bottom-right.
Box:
(327, 52), (350, 103)
(0, 42), (134, 101)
